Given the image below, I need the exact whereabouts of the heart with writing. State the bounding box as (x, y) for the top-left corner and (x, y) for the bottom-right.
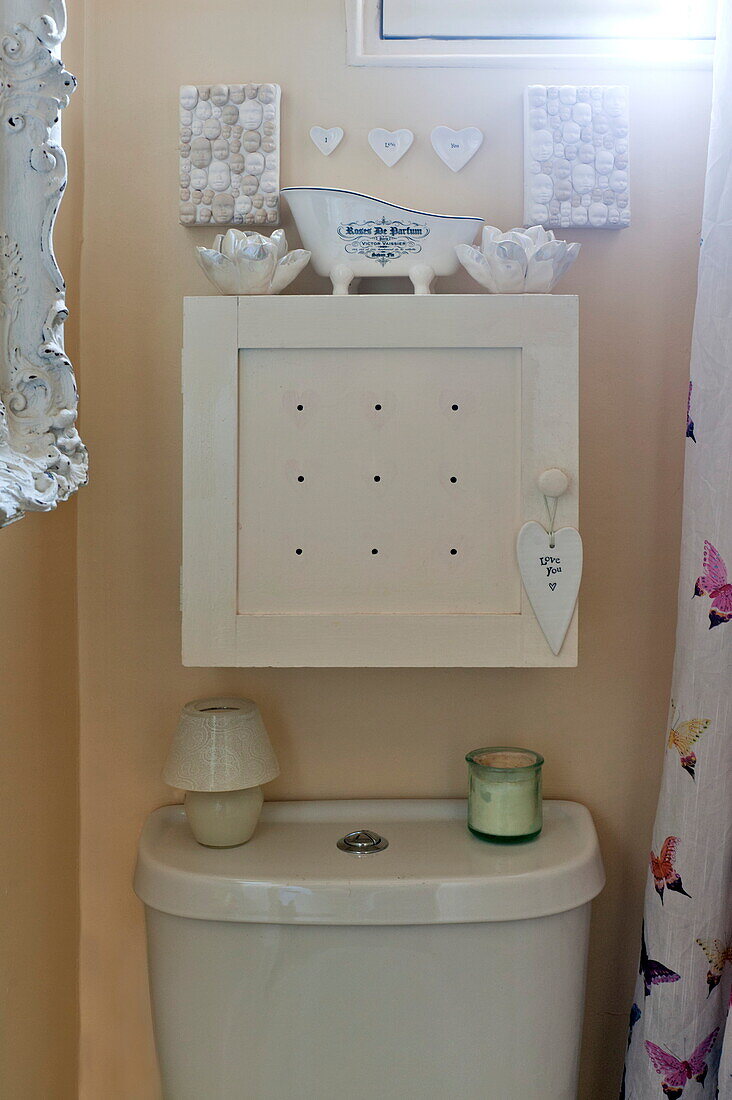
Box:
(310, 126), (344, 156)
(516, 522), (583, 655)
(430, 126), (483, 172)
(368, 127), (414, 167)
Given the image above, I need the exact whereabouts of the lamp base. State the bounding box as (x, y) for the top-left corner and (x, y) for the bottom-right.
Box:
(184, 787), (264, 848)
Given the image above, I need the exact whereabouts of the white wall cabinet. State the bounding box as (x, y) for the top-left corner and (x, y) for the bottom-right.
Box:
(182, 295), (578, 667)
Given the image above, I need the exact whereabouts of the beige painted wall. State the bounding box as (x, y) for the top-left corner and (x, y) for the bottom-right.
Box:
(0, 512), (78, 1100)
(77, 1), (712, 1095)
(0, 10), (83, 1095)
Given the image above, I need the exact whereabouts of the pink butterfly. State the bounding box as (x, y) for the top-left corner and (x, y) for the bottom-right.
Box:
(694, 541), (732, 629)
(645, 1027), (719, 1098)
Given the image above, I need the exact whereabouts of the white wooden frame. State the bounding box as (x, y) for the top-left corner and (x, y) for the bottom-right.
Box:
(0, 0), (87, 527)
(380, 0), (717, 41)
(182, 294), (578, 668)
(346, 0), (715, 69)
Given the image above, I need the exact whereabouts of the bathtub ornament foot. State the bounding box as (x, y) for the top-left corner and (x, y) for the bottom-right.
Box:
(331, 263), (356, 295)
(409, 264), (435, 295)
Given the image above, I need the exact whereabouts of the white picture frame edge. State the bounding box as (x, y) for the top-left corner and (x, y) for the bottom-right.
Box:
(0, 0), (86, 527)
(182, 294), (579, 668)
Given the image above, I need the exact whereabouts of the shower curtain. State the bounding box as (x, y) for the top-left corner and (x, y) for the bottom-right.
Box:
(622, 11), (732, 1100)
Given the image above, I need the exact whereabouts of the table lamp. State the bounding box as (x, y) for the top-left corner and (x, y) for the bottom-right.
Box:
(163, 697), (280, 847)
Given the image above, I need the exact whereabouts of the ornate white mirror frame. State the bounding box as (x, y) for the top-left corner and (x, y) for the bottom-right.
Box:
(0, 0), (86, 527)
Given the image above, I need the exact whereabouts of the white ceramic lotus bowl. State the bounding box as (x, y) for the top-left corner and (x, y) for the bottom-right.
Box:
(456, 225), (581, 294)
(195, 229), (310, 295)
(282, 187), (483, 295)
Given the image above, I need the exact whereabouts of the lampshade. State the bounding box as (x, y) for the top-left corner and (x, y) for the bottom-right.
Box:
(163, 697), (280, 792)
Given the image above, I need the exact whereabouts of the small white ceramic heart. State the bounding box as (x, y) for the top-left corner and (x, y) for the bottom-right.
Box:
(368, 127), (414, 167)
(430, 126), (483, 173)
(516, 522), (582, 655)
(310, 126), (344, 156)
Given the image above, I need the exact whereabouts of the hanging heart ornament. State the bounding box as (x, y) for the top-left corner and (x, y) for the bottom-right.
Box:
(430, 126), (483, 172)
(368, 128), (414, 167)
(310, 126), (344, 156)
(516, 522), (583, 655)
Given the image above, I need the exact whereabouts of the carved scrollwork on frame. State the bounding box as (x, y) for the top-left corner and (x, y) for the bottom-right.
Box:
(0, 0), (86, 527)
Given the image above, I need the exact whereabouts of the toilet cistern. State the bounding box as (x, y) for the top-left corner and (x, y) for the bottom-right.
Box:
(135, 797), (604, 1100)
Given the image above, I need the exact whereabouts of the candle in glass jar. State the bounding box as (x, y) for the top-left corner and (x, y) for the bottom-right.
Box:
(466, 747), (543, 842)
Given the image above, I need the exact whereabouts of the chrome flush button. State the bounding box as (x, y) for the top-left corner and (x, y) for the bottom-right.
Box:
(337, 829), (389, 854)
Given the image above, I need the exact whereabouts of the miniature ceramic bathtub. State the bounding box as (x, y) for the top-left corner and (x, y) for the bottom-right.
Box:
(282, 187), (483, 294)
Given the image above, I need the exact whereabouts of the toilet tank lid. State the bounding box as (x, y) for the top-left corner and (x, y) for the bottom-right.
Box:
(133, 800), (605, 925)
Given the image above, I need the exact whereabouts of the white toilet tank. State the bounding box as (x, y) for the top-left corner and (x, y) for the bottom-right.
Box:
(134, 799), (604, 1100)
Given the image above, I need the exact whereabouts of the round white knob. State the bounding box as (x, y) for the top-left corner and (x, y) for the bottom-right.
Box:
(537, 468), (570, 497)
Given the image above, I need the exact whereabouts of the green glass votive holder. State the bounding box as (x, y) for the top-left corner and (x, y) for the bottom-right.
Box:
(466, 747), (544, 843)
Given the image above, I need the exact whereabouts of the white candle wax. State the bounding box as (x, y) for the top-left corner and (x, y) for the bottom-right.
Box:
(467, 749), (542, 838)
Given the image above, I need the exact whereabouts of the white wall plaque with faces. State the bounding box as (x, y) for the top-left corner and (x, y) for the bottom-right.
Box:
(524, 85), (629, 231)
(182, 295), (579, 668)
(179, 83), (280, 228)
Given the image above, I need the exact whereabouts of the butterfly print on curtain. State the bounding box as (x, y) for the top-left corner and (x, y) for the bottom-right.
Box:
(686, 380), (696, 441)
(650, 837), (692, 904)
(645, 1027), (719, 1098)
(620, 1004), (643, 1100)
(696, 939), (732, 997)
(640, 923), (681, 997)
(667, 704), (710, 780)
(693, 542), (732, 629)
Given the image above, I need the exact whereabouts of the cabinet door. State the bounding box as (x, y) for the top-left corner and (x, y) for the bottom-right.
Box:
(183, 294), (578, 667)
